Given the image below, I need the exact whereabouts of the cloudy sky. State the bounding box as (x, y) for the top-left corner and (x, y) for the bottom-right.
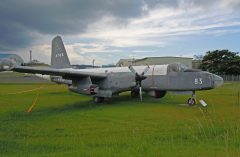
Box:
(0, 0), (240, 65)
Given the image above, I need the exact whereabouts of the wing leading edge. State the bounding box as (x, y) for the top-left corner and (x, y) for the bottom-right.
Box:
(13, 66), (107, 80)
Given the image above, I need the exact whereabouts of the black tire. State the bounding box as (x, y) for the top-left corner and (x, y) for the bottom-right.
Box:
(188, 98), (196, 106)
(93, 97), (104, 103)
(131, 90), (139, 98)
(154, 91), (167, 98)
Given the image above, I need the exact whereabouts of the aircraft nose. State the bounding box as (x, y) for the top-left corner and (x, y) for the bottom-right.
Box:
(213, 74), (224, 88)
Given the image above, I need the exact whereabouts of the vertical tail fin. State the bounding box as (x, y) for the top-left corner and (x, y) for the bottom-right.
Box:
(51, 36), (71, 69)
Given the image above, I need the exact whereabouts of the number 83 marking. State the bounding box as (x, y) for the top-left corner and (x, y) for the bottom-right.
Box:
(195, 78), (203, 85)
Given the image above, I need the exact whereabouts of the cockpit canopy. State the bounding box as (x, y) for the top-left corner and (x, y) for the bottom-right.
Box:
(167, 63), (201, 73)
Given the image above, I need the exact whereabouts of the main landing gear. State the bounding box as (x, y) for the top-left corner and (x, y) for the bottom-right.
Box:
(131, 90), (139, 98)
(187, 91), (197, 106)
(93, 97), (104, 103)
(154, 90), (167, 99)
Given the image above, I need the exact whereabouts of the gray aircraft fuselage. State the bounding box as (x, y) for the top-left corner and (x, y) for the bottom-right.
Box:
(65, 64), (223, 98)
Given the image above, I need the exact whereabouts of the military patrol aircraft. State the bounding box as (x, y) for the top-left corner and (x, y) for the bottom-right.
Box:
(10, 36), (223, 105)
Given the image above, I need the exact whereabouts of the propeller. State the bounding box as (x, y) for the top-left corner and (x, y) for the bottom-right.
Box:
(128, 65), (150, 101)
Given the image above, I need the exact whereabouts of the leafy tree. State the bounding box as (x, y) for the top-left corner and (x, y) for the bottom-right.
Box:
(200, 50), (240, 75)
(193, 54), (203, 60)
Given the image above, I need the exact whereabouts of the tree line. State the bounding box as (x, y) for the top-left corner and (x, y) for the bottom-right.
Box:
(196, 50), (240, 75)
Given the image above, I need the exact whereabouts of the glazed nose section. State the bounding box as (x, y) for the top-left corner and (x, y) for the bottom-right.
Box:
(213, 74), (224, 88)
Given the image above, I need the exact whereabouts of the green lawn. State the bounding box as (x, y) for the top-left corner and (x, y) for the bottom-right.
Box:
(0, 82), (239, 157)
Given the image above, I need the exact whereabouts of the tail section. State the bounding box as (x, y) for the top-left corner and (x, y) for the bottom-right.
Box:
(51, 36), (71, 69)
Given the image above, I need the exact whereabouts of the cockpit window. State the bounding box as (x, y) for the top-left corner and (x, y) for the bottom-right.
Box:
(167, 63), (187, 73)
(167, 63), (202, 73)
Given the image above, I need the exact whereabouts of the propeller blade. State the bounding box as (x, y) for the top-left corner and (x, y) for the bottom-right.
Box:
(129, 65), (148, 102)
(139, 86), (143, 102)
(128, 65), (137, 74)
(141, 65), (150, 75)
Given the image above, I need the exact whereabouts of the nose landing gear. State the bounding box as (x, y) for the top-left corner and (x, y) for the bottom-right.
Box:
(187, 91), (197, 106)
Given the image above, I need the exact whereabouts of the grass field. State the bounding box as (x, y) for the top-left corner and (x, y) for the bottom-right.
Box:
(0, 82), (239, 157)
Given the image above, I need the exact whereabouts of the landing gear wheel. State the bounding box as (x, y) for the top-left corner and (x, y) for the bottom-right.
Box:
(154, 91), (167, 98)
(131, 90), (139, 98)
(188, 98), (196, 106)
(93, 97), (104, 103)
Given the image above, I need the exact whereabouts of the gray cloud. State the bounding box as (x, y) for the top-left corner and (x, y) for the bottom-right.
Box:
(0, 0), (239, 51)
(144, 0), (179, 8)
(0, 0), (144, 50)
(0, 20), (38, 51)
(144, 0), (240, 9)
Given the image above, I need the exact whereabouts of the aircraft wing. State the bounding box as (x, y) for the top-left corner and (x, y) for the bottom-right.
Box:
(12, 66), (107, 79)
